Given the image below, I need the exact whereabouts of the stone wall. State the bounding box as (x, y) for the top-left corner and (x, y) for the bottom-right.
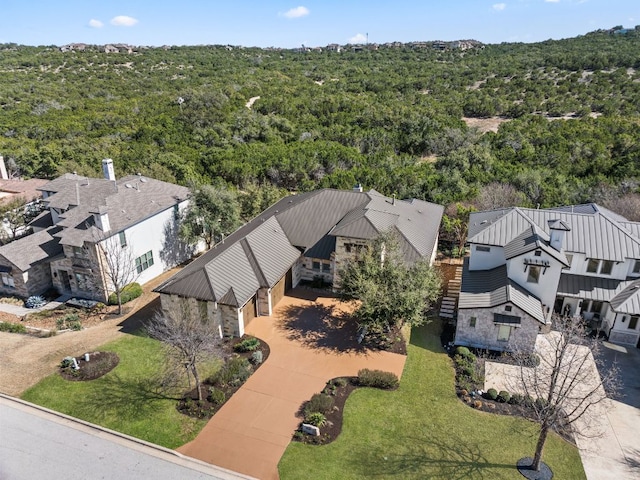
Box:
(333, 236), (368, 288)
(299, 257), (333, 285)
(455, 302), (542, 353)
(159, 293), (225, 338)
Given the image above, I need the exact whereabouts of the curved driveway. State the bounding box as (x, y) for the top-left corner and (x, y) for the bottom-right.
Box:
(177, 290), (408, 480)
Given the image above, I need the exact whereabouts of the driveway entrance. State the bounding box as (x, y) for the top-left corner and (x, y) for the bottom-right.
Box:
(177, 289), (407, 480)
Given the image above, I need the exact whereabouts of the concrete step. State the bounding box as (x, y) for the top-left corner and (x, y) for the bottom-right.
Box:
(439, 312), (454, 319)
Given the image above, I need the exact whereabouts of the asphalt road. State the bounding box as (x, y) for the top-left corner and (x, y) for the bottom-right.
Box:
(0, 395), (253, 480)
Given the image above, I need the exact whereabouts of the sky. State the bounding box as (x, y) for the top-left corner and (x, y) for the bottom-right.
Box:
(0, 0), (638, 48)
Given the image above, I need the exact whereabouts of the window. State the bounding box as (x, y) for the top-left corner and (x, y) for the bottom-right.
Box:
(173, 204), (180, 221)
(1, 273), (14, 287)
(119, 231), (127, 248)
(321, 261), (331, 273)
(586, 258), (599, 273)
(312, 261), (321, 271)
(73, 246), (87, 258)
(74, 272), (92, 291)
(629, 316), (638, 330)
(634, 260), (640, 274)
(497, 325), (511, 342)
(534, 250), (542, 257)
(527, 265), (541, 283)
(135, 251), (154, 274)
(600, 260), (614, 275)
(476, 245), (491, 252)
(564, 254), (573, 270)
(505, 306), (512, 312)
(469, 317), (476, 328)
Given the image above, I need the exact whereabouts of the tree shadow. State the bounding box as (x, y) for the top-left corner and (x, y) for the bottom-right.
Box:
(117, 297), (161, 335)
(160, 217), (196, 270)
(76, 372), (181, 422)
(276, 301), (367, 354)
(351, 434), (517, 480)
(626, 448), (640, 471)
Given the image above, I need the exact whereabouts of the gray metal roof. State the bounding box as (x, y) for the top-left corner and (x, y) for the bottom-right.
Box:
(503, 225), (569, 266)
(39, 174), (190, 248)
(610, 280), (640, 315)
(0, 226), (62, 272)
(469, 206), (640, 262)
(156, 188), (443, 307)
(458, 259), (545, 323)
(556, 273), (630, 303)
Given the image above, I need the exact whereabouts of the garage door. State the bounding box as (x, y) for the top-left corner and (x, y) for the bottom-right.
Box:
(271, 270), (290, 309)
(242, 296), (257, 328)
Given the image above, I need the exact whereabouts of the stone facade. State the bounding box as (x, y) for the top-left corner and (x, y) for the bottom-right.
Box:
(455, 302), (544, 353)
(50, 244), (109, 301)
(159, 293), (231, 338)
(0, 260), (52, 298)
(299, 256), (333, 286)
(332, 236), (368, 288)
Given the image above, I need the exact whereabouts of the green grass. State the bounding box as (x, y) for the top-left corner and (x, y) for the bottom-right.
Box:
(21, 334), (220, 449)
(279, 321), (586, 480)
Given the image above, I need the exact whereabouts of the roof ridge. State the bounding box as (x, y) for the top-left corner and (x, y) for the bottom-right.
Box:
(240, 237), (268, 287)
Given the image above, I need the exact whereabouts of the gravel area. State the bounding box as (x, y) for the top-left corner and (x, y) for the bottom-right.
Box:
(0, 268), (180, 397)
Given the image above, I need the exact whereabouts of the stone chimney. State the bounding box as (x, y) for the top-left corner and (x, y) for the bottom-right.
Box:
(92, 206), (111, 233)
(548, 219), (570, 251)
(0, 156), (8, 180)
(102, 158), (116, 181)
(353, 183), (363, 193)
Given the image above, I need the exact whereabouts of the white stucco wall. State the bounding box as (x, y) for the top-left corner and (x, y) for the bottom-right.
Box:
(565, 251), (628, 280)
(468, 244), (504, 271)
(506, 253), (563, 308)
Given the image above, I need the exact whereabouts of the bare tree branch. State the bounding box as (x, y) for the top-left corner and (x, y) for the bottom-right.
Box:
(94, 234), (140, 314)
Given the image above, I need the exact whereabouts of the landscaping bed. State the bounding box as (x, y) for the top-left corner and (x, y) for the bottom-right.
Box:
(0, 304), (113, 332)
(59, 351), (120, 381)
(177, 335), (270, 419)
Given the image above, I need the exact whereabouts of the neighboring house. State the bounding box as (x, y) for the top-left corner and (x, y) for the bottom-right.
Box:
(0, 159), (194, 302)
(155, 188), (444, 338)
(455, 204), (640, 352)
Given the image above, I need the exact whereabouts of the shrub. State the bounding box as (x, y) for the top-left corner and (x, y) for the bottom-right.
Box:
(208, 387), (226, 406)
(304, 393), (334, 416)
(304, 412), (327, 428)
(250, 350), (263, 365)
(498, 390), (511, 403)
(523, 395), (535, 407)
(535, 397), (548, 410)
(455, 346), (474, 360)
(0, 322), (27, 333)
(473, 400), (483, 409)
(509, 393), (524, 405)
(56, 313), (82, 330)
(25, 296), (46, 309)
(234, 337), (261, 352)
(357, 369), (399, 390)
(108, 283), (143, 305)
(213, 357), (252, 387)
(333, 377), (347, 387)
(485, 388), (498, 400)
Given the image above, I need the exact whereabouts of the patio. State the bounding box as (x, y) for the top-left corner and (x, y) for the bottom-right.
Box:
(177, 289), (407, 480)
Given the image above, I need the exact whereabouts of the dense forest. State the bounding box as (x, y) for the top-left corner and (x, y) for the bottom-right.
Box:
(1, 27), (640, 221)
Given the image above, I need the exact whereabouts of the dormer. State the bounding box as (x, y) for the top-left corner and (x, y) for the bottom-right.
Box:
(91, 205), (110, 233)
(548, 219), (570, 251)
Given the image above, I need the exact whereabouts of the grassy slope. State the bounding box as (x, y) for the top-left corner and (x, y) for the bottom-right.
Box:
(279, 322), (586, 479)
(21, 334), (216, 449)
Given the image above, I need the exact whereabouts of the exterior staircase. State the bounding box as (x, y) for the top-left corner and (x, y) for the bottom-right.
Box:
(439, 265), (463, 320)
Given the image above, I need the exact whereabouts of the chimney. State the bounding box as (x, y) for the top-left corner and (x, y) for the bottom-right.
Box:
(92, 206), (111, 233)
(392, 194), (396, 206)
(548, 219), (570, 251)
(102, 158), (116, 181)
(0, 156), (8, 180)
(353, 183), (363, 193)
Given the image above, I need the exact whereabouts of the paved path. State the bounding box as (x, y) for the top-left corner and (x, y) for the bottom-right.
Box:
(0, 268), (178, 396)
(0, 394), (251, 480)
(178, 291), (408, 480)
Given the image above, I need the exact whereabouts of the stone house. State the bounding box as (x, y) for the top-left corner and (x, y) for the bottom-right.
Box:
(155, 188), (444, 338)
(455, 204), (640, 352)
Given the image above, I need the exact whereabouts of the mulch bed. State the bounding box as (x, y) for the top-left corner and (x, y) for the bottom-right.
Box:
(59, 351), (120, 381)
(359, 325), (407, 355)
(176, 335), (270, 419)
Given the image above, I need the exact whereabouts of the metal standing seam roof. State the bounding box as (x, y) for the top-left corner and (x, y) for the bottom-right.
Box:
(610, 280), (640, 315)
(503, 225), (569, 266)
(469, 205), (640, 262)
(0, 226), (63, 271)
(556, 273), (631, 303)
(457, 260), (546, 324)
(156, 188), (444, 307)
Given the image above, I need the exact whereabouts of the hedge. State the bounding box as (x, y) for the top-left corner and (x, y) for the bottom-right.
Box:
(108, 283), (143, 305)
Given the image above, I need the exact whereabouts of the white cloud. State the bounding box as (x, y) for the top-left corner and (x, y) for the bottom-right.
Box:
(348, 33), (367, 44)
(493, 3), (506, 11)
(88, 19), (103, 28)
(282, 6), (310, 19)
(545, 0), (561, 3)
(110, 15), (139, 27)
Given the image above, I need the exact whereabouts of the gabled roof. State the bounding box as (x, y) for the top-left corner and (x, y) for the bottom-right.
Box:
(39, 174), (189, 247)
(469, 204), (640, 262)
(457, 259), (546, 324)
(556, 274), (630, 303)
(0, 226), (62, 271)
(610, 280), (640, 315)
(156, 188), (443, 307)
(503, 225), (569, 266)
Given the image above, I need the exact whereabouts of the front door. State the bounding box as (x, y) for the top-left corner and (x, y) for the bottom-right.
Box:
(60, 270), (71, 291)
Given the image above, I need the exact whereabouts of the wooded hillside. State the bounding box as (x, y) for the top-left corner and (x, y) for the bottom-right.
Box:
(1, 27), (639, 211)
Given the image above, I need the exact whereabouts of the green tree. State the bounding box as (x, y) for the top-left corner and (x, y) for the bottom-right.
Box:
(337, 232), (442, 338)
(179, 184), (241, 250)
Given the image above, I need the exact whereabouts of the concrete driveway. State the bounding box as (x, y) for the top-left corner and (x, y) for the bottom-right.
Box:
(177, 289), (407, 480)
(484, 335), (640, 480)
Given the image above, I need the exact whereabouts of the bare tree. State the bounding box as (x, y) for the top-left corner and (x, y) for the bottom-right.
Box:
(96, 234), (139, 314)
(146, 309), (222, 402)
(507, 315), (619, 474)
(473, 182), (527, 211)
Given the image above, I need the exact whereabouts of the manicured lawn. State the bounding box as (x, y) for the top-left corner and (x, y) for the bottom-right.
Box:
(279, 321), (586, 479)
(21, 334), (219, 449)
